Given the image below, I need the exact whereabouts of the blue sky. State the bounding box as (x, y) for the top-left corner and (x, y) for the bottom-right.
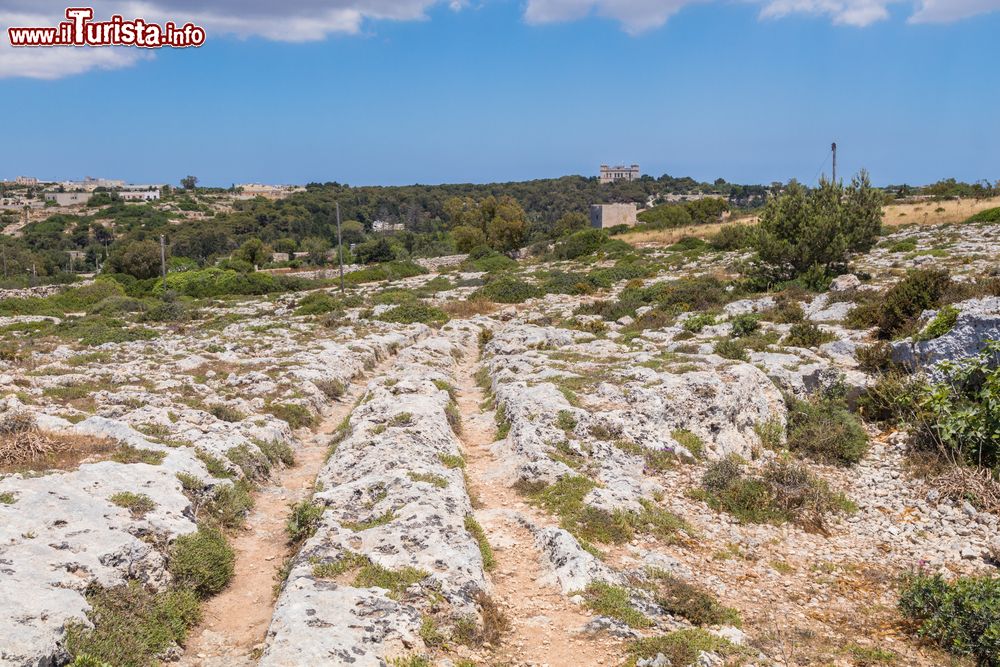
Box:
(1, 0), (998, 187)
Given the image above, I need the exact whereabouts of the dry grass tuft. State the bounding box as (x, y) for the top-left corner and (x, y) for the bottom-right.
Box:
(0, 411), (118, 471)
(930, 465), (1000, 515)
(441, 298), (498, 318)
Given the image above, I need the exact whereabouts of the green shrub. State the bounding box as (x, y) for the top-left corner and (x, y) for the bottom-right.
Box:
(169, 527), (235, 596)
(966, 206), (1000, 223)
(784, 322), (836, 348)
(204, 480), (254, 529)
(376, 303), (449, 325)
(66, 583), (201, 667)
(682, 313), (715, 333)
(914, 305), (959, 342)
(785, 397), (868, 465)
(345, 260), (427, 284)
(708, 223), (756, 251)
(208, 403), (244, 423)
(474, 277), (539, 304)
(295, 292), (344, 315)
(888, 239), (917, 253)
(315, 378), (347, 400)
(225, 443), (271, 481)
(158, 267), (283, 298)
(856, 341), (893, 373)
(713, 338), (748, 361)
(554, 228), (609, 260)
(898, 572), (1000, 665)
(729, 313), (760, 337)
(912, 342), (1000, 469)
(266, 401), (317, 429)
(876, 269), (951, 339)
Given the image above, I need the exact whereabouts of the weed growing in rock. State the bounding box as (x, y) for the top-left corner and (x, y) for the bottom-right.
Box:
(314, 378), (347, 400)
(286, 499), (325, 543)
(438, 453), (466, 468)
(671, 429), (704, 459)
(353, 562), (429, 598)
(464, 515), (495, 571)
(111, 444), (166, 466)
(408, 471), (449, 488)
(784, 322), (837, 348)
(109, 492), (156, 518)
(914, 304), (959, 342)
(311, 551), (369, 579)
(713, 338), (749, 361)
(208, 403), (245, 423)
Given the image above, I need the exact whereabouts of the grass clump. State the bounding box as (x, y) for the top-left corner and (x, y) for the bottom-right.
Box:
(111, 445), (165, 466)
(208, 403), (245, 423)
(286, 499), (325, 543)
(255, 438), (295, 467)
(311, 551), (369, 579)
(671, 429), (704, 459)
(695, 457), (853, 532)
(168, 527), (235, 596)
(464, 514), (496, 571)
(785, 396), (868, 465)
(408, 471), (449, 488)
(0, 491), (15, 504)
(65, 582), (201, 667)
(784, 322), (836, 348)
(898, 571), (1000, 666)
(342, 509), (395, 531)
(729, 313), (760, 337)
(315, 378), (347, 400)
(648, 570), (741, 626)
(438, 452), (465, 468)
(524, 475), (687, 545)
(474, 277), (540, 304)
(390, 412), (414, 427)
(578, 581), (651, 628)
(353, 562), (429, 598)
(295, 292), (345, 316)
(110, 492), (156, 518)
(203, 479), (254, 529)
(624, 628), (737, 667)
(265, 401), (317, 429)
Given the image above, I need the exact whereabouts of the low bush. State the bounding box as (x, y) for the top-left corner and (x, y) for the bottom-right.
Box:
(876, 269), (951, 339)
(168, 527), (235, 596)
(784, 322), (836, 348)
(682, 312), (715, 333)
(579, 581), (651, 628)
(708, 223), (756, 251)
(625, 628), (737, 667)
(696, 457), (853, 532)
(713, 338), (748, 361)
(898, 571), (1000, 665)
(65, 582), (201, 667)
(295, 292), (344, 316)
(785, 396), (868, 465)
(265, 401), (317, 429)
(729, 313), (760, 337)
(110, 492), (156, 518)
(375, 302), (449, 325)
(553, 228), (610, 260)
(855, 341), (893, 373)
(345, 260), (427, 284)
(649, 571), (741, 626)
(474, 277), (539, 304)
(966, 206), (1000, 223)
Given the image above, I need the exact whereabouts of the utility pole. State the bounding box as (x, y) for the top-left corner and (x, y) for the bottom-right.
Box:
(1, 246), (6, 278)
(160, 234), (167, 284)
(336, 201), (344, 294)
(831, 142), (838, 183)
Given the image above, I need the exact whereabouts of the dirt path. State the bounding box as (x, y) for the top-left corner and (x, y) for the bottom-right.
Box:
(453, 344), (624, 667)
(179, 362), (390, 666)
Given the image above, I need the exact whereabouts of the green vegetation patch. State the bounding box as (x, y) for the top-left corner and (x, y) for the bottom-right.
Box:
(464, 514), (496, 571)
(785, 396), (868, 466)
(110, 492), (156, 518)
(375, 302), (449, 325)
(624, 628), (738, 667)
(578, 581), (651, 628)
(914, 304), (959, 342)
(168, 527), (235, 597)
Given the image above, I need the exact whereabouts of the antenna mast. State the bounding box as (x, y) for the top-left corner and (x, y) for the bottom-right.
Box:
(831, 142), (838, 183)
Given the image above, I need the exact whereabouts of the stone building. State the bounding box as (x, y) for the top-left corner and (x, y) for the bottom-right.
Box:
(599, 164), (640, 184)
(590, 203), (637, 229)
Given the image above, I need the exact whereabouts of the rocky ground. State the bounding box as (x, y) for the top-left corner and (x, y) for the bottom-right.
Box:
(1, 219), (999, 667)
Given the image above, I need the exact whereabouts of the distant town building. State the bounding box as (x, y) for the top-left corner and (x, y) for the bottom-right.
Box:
(236, 183), (304, 200)
(14, 176), (38, 186)
(599, 164), (640, 184)
(371, 220), (405, 233)
(119, 185), (162, 201)
(44, 191), (91, 206)
(590, 203), (637, 229)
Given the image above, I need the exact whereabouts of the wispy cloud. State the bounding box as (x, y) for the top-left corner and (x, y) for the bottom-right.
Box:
(2, 0), (999, 78)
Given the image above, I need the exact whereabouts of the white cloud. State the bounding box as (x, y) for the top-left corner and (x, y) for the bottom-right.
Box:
(3, 0), (1000, 78)
(758, 0), (895, 27)
(0, 0), (449, 78)
(910, 0), (1000, 23)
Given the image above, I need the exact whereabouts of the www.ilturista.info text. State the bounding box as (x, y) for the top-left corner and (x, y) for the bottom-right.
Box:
(7, 7), (205, 48)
